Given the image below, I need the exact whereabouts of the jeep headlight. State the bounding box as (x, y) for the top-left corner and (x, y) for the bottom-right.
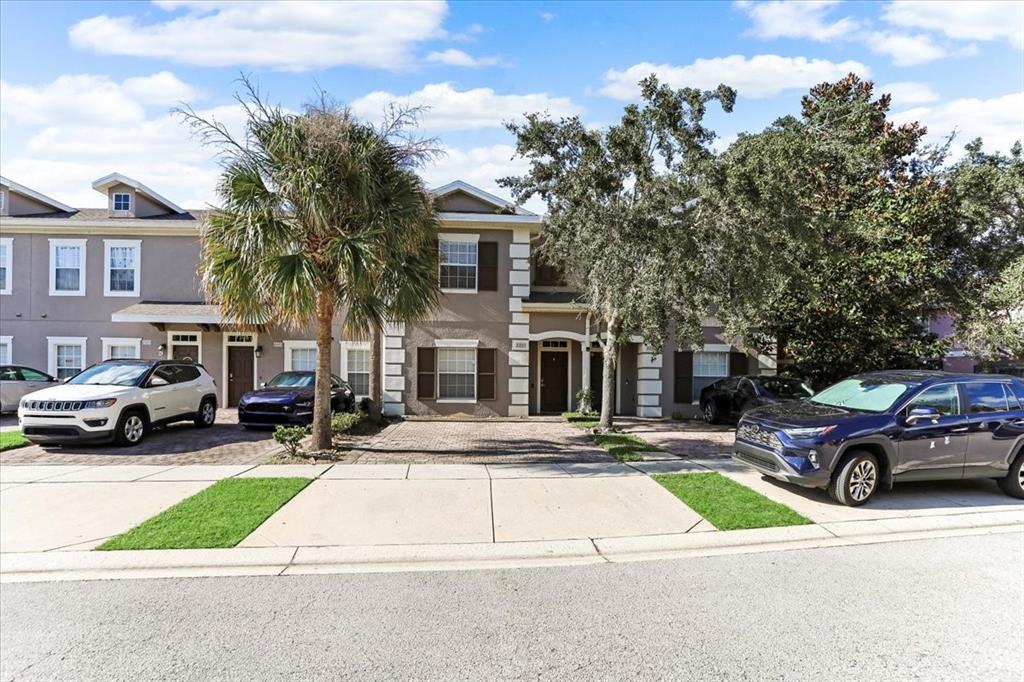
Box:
(782, 425), (836, 440)
(83, 398), (118, 409)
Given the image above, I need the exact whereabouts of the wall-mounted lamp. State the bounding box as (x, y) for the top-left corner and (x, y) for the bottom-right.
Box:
(157, 343), (167, 356)
(254, 345), (263, 359)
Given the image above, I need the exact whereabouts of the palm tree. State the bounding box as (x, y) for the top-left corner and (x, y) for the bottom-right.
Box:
(179, 81), (439, 449)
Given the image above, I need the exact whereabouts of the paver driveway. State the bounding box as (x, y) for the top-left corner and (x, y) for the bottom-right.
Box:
(351, 419), (612, 464)
(0, 410), (277, 466)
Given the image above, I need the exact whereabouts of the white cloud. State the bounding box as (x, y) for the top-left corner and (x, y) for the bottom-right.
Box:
(735, 0), (860, 41)
(878, 81), (940, 105)
(0, 72), (201, 126)
(892, 92), (1024, 154)
(540, 11), (558, 22)
(600, 55), (870, 100)
(883, 0), (1024, 49)
(425, 49), (503, 68)
(421, 144), (544, 214)
(350, 82), (582, 131)
(69, 0), (448, 71)
(864, 31), (948, 66)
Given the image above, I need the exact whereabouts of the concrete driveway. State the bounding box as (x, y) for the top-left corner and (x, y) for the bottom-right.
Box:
(0, 409), (278, 466)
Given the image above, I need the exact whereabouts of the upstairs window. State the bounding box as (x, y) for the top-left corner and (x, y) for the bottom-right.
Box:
(0, 238), (11, 295)
(439, 236), (478, 292)
(113, 193), (131, 212)
(49, 239), (86, 296)
(104, 240), (141, 296)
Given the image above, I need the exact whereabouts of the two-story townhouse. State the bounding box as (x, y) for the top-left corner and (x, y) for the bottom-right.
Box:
(0, 174), (773, 418)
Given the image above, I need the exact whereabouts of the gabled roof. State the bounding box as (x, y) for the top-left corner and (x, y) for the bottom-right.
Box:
(91, 173), (186, 214)
(430, 180), (537, 216)
(0, 175), (76, 214)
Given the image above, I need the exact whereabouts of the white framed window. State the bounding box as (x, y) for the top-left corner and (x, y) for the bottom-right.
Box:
(47, 336), (87, 381)
(284, 340), (317, 372)
(101, 337), (141, 359)
(347, 349), (370, 396)
(0, 336), (11, 364)
(692, 351), (729, 404)
(437, 347), (476, 401)
(439, 233), (479, 292)
(103, 239), (141, 296)
(49, 239), (87, 296)
(0, 237), (12, 295)
(167, 331), (202, 363)
(113, 193), (131, 212)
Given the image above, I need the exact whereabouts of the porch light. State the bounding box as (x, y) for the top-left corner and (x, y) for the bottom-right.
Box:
(157, 343), (167, 356)
(254, 345), (263, 359)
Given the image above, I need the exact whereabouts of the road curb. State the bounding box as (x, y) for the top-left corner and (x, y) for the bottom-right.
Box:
(2, 511), (1020, 583)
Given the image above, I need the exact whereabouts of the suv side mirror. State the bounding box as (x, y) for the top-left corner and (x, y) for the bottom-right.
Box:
(148, 375), (170, 387)
(906, 406), (940, 425)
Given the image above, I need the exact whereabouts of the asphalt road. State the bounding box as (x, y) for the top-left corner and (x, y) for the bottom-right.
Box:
(1, 533), (1022, 681)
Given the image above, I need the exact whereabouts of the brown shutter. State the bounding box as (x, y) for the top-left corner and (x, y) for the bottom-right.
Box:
(477, 348), (496, 400)
(478, 241), (498, 291)
(417, 348), (436, 399)
(729, 351), (748, 376)
(674, 351), (693, 403)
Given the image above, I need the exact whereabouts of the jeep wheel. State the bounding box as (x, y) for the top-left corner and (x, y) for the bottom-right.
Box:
(702, 402), (719, 424)
(829, 450), (879, 506)
(997, 451), (1024, 499)
(194, 398), (216, 428)
(114, 409), (147, 447)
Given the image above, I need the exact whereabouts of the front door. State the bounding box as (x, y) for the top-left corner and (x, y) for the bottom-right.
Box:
(228, 346), (254, 406)
(540, 351), (568, 413)
(590, 351), (604, 412)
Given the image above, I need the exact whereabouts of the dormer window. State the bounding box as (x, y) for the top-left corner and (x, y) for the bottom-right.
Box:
(113, 193), (131, 212)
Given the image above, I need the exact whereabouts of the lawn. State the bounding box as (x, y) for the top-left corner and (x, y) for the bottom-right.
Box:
(99, 478), (311, 550)
(563, 411), (599, 428)
(0, 431), (30, 452)
(653, 472), (811, 530)
(591, 432), (659, 462)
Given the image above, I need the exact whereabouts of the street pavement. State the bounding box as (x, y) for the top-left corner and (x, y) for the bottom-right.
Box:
(1, 532), (1020, 681)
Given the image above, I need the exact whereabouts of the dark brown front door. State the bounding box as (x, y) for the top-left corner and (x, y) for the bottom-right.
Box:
(172, 344), (199, 362)
(540, 352), (568, 413)
(590, 351), (604, 411)
(228, 346), (254, 406)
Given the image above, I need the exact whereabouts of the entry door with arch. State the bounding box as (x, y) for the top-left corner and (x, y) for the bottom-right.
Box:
(540, 341), (569, 413)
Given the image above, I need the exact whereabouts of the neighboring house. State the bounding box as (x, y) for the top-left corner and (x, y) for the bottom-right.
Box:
(0, 175), (771, 417)
(930, 315), (1023, 377)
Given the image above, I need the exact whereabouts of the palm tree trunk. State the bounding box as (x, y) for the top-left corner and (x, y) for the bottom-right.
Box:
(598, 314), (619, 430)
(311, 288), (335, 451)
(368, 324), (383, 424)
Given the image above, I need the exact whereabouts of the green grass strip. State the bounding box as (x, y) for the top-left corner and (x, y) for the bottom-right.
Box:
(652, 472), (811, 530)
(0, 431), (30, 452)
(591, 432), (658, 462)
(563, 412), (599, 428)
(99, 477), (311, 550)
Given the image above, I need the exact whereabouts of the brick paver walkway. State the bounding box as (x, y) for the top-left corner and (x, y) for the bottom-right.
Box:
(617, 418), (735, 458)
(351, 419), (612, 464)
(1, 410), (279, 465)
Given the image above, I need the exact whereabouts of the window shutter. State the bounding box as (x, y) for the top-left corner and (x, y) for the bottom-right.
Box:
(674, 351), (693, 403)
(417, 348), (436, 399)
(478, 241), (498, 291)
(729, 351), (748, 376)
(477, 348), (496, 400)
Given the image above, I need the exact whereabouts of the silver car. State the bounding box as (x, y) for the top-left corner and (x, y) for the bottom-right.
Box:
(0, 366), (59, 413)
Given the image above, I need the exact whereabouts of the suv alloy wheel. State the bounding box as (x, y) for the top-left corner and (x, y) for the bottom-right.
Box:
(115, 409), (147, 447)
(997, 451), (1024, 499)
(828, 450), (880, 506)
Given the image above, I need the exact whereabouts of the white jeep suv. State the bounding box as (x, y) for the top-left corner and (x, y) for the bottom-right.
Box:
(18, 360), (218, 446)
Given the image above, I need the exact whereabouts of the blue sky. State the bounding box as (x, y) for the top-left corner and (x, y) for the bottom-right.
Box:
(2, 1), (1021, 211)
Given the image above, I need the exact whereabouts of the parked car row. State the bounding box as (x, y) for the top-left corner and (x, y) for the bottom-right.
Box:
(6, 360), (356, 447)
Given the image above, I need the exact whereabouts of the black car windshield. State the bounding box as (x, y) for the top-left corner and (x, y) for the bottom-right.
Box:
(67, 363), (149, 386)
(267, 372), (315, 388)
(809, 378), (915, 413)
(758, 377), (814, 399)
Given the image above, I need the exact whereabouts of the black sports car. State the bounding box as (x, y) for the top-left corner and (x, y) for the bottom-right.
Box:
(699, 375), (813, 424)
(237, 371), (355, 428)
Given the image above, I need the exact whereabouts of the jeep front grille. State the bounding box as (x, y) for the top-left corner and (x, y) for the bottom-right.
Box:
(24, 400), (85, 412)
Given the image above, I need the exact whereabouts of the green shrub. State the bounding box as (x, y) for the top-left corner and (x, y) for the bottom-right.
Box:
(575, 387), (595, 414)
(357, 397), (372, 414)
(331, 411), (363, 435)
(273, 425), (310, 458)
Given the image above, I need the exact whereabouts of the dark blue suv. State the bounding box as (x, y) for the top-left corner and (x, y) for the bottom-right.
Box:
(733, 371), (1024, 506)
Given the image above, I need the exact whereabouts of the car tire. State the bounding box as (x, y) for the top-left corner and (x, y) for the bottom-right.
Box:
(114, 409), (147, 447)
(702, 401), (719, 424)
(997, 450), (1024, 499)
(828, 450), (880, 506)
(194, 398), (216, 428)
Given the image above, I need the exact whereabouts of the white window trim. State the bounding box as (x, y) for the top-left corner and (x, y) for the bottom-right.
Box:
(222, 332), (258, 407)
(103, 239), (141, 297)
(434, 338), (480, 348)
(0, 237), (12, 295)
(101, 337), (141, 359)
(48, 238), (87, 296)
(436, 346), (477, 403)
(439, 232), (479, 294)
(0, 335), (12, 364)
(47, 336), (88, 379)
(283, 340), (318, 372)
(166, 331), (203, 364)
(113, 192), (132, 212)
(339, 340), (371, 398)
